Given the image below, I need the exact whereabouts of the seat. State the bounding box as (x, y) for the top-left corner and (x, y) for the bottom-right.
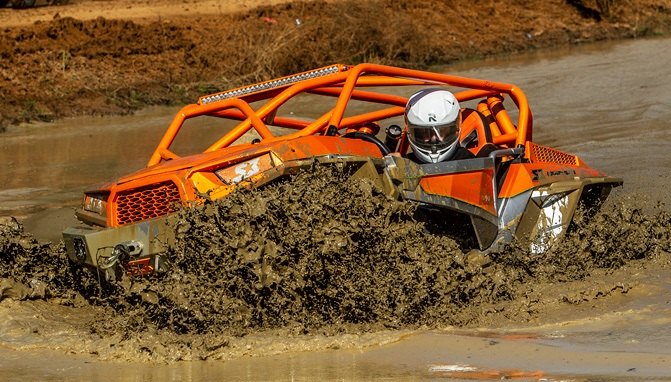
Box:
(458, 108), (495, 157)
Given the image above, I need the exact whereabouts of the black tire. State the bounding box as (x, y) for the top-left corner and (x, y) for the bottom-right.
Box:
(0, 0), (10, 7)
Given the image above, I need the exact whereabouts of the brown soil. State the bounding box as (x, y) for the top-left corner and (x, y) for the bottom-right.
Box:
(1, 0), (671, 131)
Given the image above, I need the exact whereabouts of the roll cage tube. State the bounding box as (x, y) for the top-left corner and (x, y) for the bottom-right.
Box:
(148, 98), (273, 166)
(147, 63), (533, 167)
(202, 75), (436, 150)
(328, 63), (532, 148)
(151, 72), (432, 166)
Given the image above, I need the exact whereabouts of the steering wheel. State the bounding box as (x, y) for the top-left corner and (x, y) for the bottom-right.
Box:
(343, 131), (391, 156)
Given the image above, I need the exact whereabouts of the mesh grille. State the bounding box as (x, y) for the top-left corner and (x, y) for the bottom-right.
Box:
(115, 182), (181, 225)
(529, 143), (578, 166)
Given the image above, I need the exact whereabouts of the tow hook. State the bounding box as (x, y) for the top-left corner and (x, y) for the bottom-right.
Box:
(98, 240), (143, 271)
(97, 240), (162, 281)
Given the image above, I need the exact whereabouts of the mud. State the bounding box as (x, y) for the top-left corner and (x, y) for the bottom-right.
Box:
(1, 165), (670, 362)
(0, 216), (96, 303)
(2, 0), (671, 130)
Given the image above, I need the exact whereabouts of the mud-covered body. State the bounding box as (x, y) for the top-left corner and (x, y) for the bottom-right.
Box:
(63, 63), (621, 277)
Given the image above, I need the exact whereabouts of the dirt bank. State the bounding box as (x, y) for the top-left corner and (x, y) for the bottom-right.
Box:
(1, 0), (671, 131)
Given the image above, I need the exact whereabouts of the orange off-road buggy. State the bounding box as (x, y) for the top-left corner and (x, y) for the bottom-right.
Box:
(63, 63), (621, 279)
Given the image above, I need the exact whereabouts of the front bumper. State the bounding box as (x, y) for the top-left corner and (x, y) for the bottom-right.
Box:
(63, 216), (173, 269)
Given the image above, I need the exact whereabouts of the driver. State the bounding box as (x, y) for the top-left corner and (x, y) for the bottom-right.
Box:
(405, 89), (473, 163)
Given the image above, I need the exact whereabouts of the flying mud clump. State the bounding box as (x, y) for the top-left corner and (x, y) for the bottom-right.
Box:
(0, 216), (98, 303)
(94, 165), (503, 337)
(91, 165), (671, 342)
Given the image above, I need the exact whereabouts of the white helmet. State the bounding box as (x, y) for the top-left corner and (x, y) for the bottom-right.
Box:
(405, 89), (461, 163)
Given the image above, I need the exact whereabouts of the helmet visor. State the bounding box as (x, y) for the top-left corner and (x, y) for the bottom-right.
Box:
(408, 120), (460, 151)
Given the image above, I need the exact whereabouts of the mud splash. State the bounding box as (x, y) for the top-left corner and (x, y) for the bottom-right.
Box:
(1, 166), (670, 362)
(0, 216), (97, 304)
(97, 166), (472, 334)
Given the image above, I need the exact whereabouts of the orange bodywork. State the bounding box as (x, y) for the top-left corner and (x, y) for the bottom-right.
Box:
(420, 171), (496, 215)
(97, 135), (385, 227)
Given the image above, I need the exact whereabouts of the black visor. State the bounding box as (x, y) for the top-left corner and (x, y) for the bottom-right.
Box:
(408, 120), (459, 150)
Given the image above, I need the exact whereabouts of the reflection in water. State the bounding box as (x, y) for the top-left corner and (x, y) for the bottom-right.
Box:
(0, 37), (670, 381)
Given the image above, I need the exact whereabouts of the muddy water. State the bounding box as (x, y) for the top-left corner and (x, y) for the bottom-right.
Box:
(0, 107), (174, 241)
(1, 36), (671, 381)
(448, 37), (671, 203)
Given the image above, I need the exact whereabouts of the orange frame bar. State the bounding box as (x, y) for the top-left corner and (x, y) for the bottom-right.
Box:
(147, 63), (533, 167)
(328, 63), (530, 147)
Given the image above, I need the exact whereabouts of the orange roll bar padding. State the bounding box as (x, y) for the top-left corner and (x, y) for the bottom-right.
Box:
(459, 109), (491, 152)
(492, 132), (518, 146)
(486, 95), (517, 135)
(477, 100), (502, 137)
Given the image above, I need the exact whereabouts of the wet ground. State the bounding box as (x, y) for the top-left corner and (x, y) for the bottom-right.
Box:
(0, 37), (671, 380)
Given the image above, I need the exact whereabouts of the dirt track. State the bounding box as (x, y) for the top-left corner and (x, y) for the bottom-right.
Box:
(0, 0), (289, 26)
(1, 0), (671, 131)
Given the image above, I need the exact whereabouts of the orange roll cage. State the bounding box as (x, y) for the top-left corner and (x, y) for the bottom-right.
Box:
(147, 63), (533, 167)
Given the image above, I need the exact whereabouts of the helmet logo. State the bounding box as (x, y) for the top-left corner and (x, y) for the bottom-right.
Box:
(428, 113), (437, 122)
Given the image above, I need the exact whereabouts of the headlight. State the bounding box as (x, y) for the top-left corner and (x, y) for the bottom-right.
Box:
(72, 237), (87, 263)
(215, 153), (277, 184)
(83, 193), (108, 215)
